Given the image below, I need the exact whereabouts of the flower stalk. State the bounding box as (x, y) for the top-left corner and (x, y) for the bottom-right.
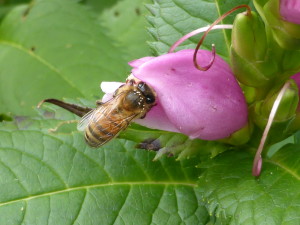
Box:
(252, 81), (291, 176)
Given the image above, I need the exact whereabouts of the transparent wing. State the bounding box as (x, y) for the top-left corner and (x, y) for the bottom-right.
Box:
(77, 92), (137, 132)
(77, 93), (122, 131)
(93, 112), (138, 147)
(77, 103), (116, 131)
(77, 108), (97, 131)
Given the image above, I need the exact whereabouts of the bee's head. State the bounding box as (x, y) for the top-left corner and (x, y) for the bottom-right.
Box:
(137, 82), (156, 104)
(122, 82), (156, 112)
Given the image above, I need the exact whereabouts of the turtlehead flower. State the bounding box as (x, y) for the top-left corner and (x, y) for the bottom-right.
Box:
(101, 49), (248, 140)
(280, 0), (300, 24)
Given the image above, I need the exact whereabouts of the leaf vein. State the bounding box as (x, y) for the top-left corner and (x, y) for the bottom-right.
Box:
(71, 189), (87, 225)
(0, 182), (196, 208)
(0, 41), (85, 96)
(111, 185), (131, 225)
(149, 185), (165, 224)
(214, 0), (231, 55)
(267, 159), (300, 181)
(172, 0), (212, 24)
(0, 146), (68, 188)
(0, 158), (29, 194)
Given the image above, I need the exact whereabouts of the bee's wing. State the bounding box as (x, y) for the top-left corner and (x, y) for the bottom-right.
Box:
(94, 112), (138, 147)
(77, 93), (137, 133)
(77, 96), (138, 147)
(77, 108), (98, 131)
(77, 95), (120, 131)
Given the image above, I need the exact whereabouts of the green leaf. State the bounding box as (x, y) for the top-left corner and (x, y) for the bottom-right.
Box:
(97, 0), (153, 61)
(198, 144), (300, 224)
(78, 0), (120, 13)
(0, 0), (31, 21)
(78, 0), (153, 61)
(0, 113), (12, 122)
(146, 0), (254, 59)
(0, 0), (128, 116)
(119, 124), (228, 160)
(295, 131), (300, 144)
(0, 117), (210, 224)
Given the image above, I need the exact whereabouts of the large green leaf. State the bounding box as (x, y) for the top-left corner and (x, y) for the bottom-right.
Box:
(78, 0), (120, 13)
(97, 0), (153, 61)
(0, 117), (210, 224)
(0, 0), (31, 21)
(147, 0), (254, 58)
(0, 0), (128, 116)
(2, 0), (287, 224)
(198, 144), (300, 224)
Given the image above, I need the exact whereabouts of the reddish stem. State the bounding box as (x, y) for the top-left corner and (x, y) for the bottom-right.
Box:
(168, 25), (233, 53)
(252, 81), (291, 176)
(193, 4), (252, 71)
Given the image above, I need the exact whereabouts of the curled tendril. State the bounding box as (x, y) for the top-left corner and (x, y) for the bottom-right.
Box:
(192, 4), (252, 71)
(168, 25), (233, 53)
(252, 81), (291, 177)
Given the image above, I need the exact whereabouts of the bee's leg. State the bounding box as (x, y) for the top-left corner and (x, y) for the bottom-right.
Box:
(126, 79), (136, 86)
(38, 99), (92, 117)
(137, 110), (147, 119)
(48, 120), (78, 133)
(96, 100), (103, 106)
(136, 138), (161, 151)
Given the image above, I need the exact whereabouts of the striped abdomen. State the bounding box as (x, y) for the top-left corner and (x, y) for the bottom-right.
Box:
(84, 112), (131, 147)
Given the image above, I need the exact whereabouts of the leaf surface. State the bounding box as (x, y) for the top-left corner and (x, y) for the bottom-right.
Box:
(0, 117), (209, 224)
(0, 0), (128, 115)
(198, 144), (300, 225)
(98, 0), (153, 61)
(147, 0), (254, 58)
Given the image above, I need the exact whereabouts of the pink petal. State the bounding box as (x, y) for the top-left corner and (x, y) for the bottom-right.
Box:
(131, 49), (248, 140)
(280, 0), (300, 24)
(291, 72), (300, 95)
(100, 81), (178, 132)
(135, 102), (180, 133)
(129, 57), (156, 68)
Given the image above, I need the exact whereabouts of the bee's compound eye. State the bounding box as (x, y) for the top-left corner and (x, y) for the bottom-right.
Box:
(125, 91), (139, 103)
(137, 82), (146, 91)
(146, 95), (155, 104)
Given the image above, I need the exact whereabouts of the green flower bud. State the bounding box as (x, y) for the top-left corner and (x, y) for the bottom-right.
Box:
(251, 80), (299, 129)
(262, 0), (300, 50)
(219, 122), (252, 146)
(230, 11), (278, 87)
(288, 109), (300, 132)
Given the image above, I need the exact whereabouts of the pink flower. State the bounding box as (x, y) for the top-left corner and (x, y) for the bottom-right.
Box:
(102, 49), (248, 140)
(291, 72), (300, 93)
(280, 0), (300, 24)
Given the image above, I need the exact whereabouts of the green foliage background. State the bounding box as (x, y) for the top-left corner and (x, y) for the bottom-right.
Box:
(0, 0), (300, 224)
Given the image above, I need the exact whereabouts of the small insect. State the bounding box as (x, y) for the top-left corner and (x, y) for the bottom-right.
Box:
(39, 79), (156, 147)
(78, 79), (156, 147)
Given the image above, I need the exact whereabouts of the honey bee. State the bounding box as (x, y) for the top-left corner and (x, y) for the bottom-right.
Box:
(77, 79), (156, 147)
